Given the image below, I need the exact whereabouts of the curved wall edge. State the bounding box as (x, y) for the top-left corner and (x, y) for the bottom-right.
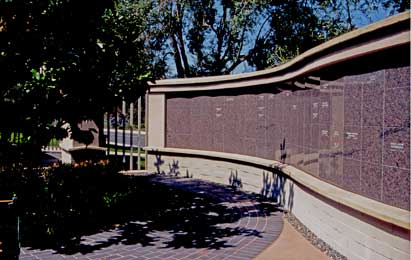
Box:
(149, 11), (410, 92)
(145, 12), (411, 260)
(145, 146), (410, 230)
(146, 151), (410, 260)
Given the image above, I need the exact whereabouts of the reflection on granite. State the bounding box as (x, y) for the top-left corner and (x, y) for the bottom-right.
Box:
(165, 65), (410, 210)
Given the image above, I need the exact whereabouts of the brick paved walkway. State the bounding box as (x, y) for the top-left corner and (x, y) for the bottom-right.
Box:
(21, 176), (283, 260)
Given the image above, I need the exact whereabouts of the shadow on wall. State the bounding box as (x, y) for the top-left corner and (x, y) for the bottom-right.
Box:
(154, 153), (164, 174)
(280, 138), (287, 164)
(261, 171), (294, 211)
(168, 160), (180, 176)
(154, 153), (180, 176)
(153, 153), (192, 178)
(153, 151), (294, 211)
(229, 170), (243, 190)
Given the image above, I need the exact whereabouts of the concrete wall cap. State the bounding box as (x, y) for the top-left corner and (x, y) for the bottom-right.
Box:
(148, 11), (410, 92)
(146, 146), (410, 230)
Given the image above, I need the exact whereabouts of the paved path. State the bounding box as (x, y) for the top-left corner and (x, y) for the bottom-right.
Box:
(21, 177), (284, 260)
(254, 221), (330, 260)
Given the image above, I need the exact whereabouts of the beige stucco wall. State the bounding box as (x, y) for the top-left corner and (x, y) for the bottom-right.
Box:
(147, 94), (166, 148)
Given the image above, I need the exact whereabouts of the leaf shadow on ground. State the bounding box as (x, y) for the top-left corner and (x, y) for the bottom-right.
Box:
(21, 175), (282, 256)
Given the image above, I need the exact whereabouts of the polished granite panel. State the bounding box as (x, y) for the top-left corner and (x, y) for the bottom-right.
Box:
(201, 100), (214, 151)
(191, 96), (203, 116)
(245, 94), (258, 138)
(191, 115), (203, 150)
(287, 144), (299, 165)
(266, 95), (276, 160)
(330, 152), (344, 186)
(256, 94), (267, 138)
(362, 81), (384, 127)
(303, 90), (312, 124)
(361, 126), (383, 165)
(266, 124), (277, 160)
(330, 125), (343, 153)
(319, 125), (330, 151)
(274, 93), (284, 123)
(273, 126), (284, 161)
(383, 127), (410, 169)
(295, 122), (304, 148)
(342, 158), (362, 194)
(330, 85), (344, 129)
(256, 137), (267, 159)
(305, 149), (319, 177)
(174, 134), (192, 148)
(236, 95), (247, 143)
(343, 125), (362, 161)
(385, 66), (410, 89)
(361, 162), (382, 201)
(311, 124), (320, 151)
(344, 83), (362, 126)
(212, 97), (224, 152)
(295, 91), (305, 123)
(311, 90), (320, 124)
(345, 69), (385, 84)
(319, 153), (331, 181)
(284, 121), (296, 146)
(165, 65), (410, 209)
(303, 123), (312, 150)
(166, 106), (177, 135)
(319, 89), (331, 123)
(223, 96), (243, 154)
(382, 166), (410, 210)
(244, 137), (257, 157)
(166, 133), (175, 147)
(384, 87), (410, 128)
(319, 152), (343, 186)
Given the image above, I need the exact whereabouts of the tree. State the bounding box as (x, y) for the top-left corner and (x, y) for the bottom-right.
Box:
(0, 0), (154, 164)
(137, 0), (409, 77)
(150, 0), (272, 77)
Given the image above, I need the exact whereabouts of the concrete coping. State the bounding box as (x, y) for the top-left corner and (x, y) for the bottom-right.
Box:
(145, 146), (410, 230)
(61, 145), (107, 152)
(148, 11), (410, 92)
(118, 170), (153, 176)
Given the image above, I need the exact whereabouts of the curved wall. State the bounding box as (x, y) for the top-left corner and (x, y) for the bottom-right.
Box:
(165, 60), (410, 210)
(146, 152), (409, 260)
(146, 12), (410, 260)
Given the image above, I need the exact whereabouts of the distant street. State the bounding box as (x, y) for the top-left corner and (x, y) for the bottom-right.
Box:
(104, 129), (145, 148)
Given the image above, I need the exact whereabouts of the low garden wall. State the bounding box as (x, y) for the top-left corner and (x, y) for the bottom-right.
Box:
(145, 12), (410, 260)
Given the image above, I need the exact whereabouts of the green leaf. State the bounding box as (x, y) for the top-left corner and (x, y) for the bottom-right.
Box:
(97, 39), (105, 49)
(138, 71), (152, 81)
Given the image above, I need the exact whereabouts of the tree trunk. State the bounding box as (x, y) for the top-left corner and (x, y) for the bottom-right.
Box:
(170, 35), (185, 78)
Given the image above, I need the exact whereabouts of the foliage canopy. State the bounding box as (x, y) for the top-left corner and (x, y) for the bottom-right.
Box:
(0, 0), (408, 163)
(0, 0), (153, 163)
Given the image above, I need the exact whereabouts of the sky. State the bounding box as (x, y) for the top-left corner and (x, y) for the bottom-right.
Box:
(165, 1), (403, 77)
